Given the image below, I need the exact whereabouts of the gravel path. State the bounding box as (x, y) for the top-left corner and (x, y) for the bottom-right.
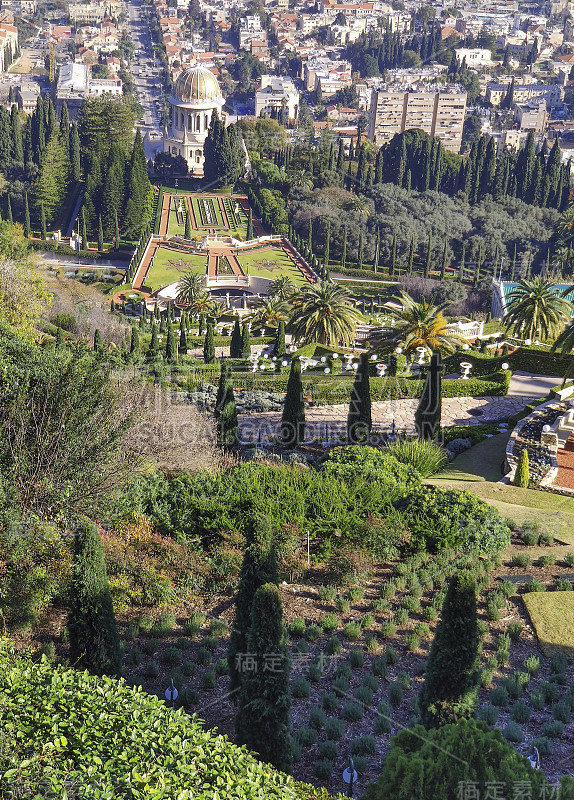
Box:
(238, 395), (536, 443)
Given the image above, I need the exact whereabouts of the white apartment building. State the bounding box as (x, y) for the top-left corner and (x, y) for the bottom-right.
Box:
(254, 75), (299, 123)
(368, 84), (467, 152)
(302, 57), (352, 93)
(239, 15), (263, 49)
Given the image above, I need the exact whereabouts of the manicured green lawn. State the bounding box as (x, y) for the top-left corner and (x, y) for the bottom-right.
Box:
(523, 591), (574, 657)
(237, 247), (309, 286)
(434, 434), (510, 483)
(144, 247), (208, 291)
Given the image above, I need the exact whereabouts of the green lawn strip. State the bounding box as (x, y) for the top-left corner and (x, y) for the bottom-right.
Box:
(210, 196), (225, 228)
(238, 247), (309, 285)
(167, 197), (185, 236)
(522, 591), (574, 657)
(144, 248), (207, 291)
(434, 434), (510, 483)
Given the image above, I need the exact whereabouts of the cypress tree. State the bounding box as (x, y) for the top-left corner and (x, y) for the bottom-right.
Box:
(215, 358), (231, 418)
(341, 225), (347, 269)
(419, 571), (479, 729)
(199, 313), (205, 336)
(40, 202), (47, 240)
(235, 583), (291, 771)
(389, 230), (396, 277)
(114, 212), (120, 249)
(216, 363), (237, 449)
(440, 238), (448, 280)
(230, 318), (242, 358)
(415, 351), (442, 440)
(228, 516), (278, 694)
(67, 517), (121, 677)
(240, 322), (251, 359)
(179, 317), (187, 353)
(149, 322), (159, 356)
(347, 352), (372, 444)
(336, 139), (345, 175)
(184, 208), (192, 239)
(275, 320), (286, 357)
(281, 356), (305, 447)
(23, 191), (30, 237)
(81, 207), (88, 250)
(204, 322), (215, 363)
(324, 219), (330, 267)
(93, 329), (103, 353)
(6, 194), (12, 224)
(165, 325), (177, 363)
(459, 241), (466, 282)
(246, 208), (254, 240)
(60, 100), (70, 152)
(123, 128), (152, 238)
(407, 235), (414, 274)
(130, 325), (140, 357)
(510, 243), (517, 281)
(514, 448), (529, 487)
(97, 214), (104, 252)
(10, 105), (23, 163)
(70, 122), (81, 182)
(357, 230), (363, 270)
(424, 233), (432, 278)
(374, 227), (380, 273)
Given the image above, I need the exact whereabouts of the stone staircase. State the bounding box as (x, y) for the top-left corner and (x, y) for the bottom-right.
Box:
(550, 403), (574, 448)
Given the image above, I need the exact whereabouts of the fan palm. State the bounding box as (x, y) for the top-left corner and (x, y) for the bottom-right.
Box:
(504, 278), (573, 341)
(268, 275), (297, 301)
(376, 291), (467, 356)
(288, 281), (359, 346)
(250, 296), (290, 328)
(176, 271), (206, 306)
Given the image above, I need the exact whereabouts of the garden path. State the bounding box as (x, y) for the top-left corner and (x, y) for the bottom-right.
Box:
(237, 395), (536, 443)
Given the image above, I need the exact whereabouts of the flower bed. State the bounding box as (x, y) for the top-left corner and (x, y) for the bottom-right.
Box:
(507, 402), (565, 487)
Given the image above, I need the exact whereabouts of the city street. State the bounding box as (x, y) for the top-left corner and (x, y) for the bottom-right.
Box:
(126, 0), (164, 161)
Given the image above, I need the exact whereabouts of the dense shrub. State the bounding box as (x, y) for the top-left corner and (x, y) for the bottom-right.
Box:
(382, 439), (448, 478)
(395, 486), (510, 555)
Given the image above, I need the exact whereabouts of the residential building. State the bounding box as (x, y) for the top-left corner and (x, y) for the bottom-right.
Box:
(486, 81), (563, 109)
(368, 84), (467, 152)
(514, 100), (547, 133)
(16, 80), (40, 112)
(254, 75), (299, 122)
(239, 15), (263, 49)
(302, 57), (352, 93)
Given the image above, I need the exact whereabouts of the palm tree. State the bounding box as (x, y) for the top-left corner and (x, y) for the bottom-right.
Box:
(250, 296), (289, 329)
(288, 281), (359, 346)
(268, 275), (297, 301)
(557, 203), (574, 241)
(176, 272), (206, 306)
(504, 277), (573, 341)
(376, 291), (467, 356)
(189, 293), (214, 318)
(349, 196), (372, 219)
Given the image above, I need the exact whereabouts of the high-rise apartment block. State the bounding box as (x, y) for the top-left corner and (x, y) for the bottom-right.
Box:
(367, 84), (467, 152)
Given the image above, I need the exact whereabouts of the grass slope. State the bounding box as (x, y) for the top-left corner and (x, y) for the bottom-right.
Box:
(434, 434), (510, 483)
(522, 591), (574, 657)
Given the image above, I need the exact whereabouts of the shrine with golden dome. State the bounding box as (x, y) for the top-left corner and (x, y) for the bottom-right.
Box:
(163, 64), (225, 177)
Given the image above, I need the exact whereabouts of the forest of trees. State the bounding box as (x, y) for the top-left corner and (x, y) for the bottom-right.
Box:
(203, 110), (246, 187)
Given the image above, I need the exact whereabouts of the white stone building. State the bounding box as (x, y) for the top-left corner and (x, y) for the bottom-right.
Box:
(163, 63), (225, 178)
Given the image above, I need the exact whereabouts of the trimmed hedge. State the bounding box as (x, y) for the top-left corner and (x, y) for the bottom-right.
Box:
(0, 646), (342, 800)
(445, 347), (570, 378)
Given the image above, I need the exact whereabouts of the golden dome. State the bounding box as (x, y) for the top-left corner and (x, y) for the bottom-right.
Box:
(174, 65), (222, 104)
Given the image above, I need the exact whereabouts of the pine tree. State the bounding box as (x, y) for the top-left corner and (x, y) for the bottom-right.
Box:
(23, 191), (30, 237)
(241, 322), (251, 359)
(228, 516), (278, 694)
(67, 516), (121, 676)
(246, 208), (254, 240)
(419, 571), (480, 729)
(281, 356), (305, 446)
(40, 202), (47, 240)
(514, 448), (529, 487)
(347, 352), (372, 444)
(230, 318), (242, 358)
(235, 583), (291, 771)
(123, 128), (152, 238)
(93, 329), (103, 353)
(275, 320), (286, 357)
(415, 351), (442, 440)
(165, 325), (177, 363)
